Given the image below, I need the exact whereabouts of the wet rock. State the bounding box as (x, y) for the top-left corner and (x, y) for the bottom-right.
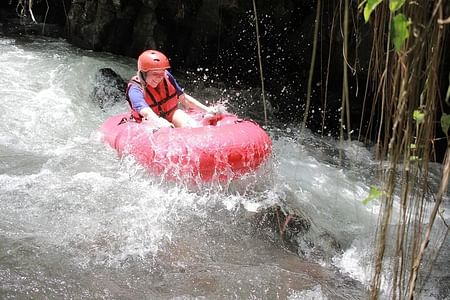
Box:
(0, 18), (64, 38)
(91, 68), (127, 110)
(66, 0), (143, 55)
(254, 205), (311, 251)
(254, 204), (341, 260)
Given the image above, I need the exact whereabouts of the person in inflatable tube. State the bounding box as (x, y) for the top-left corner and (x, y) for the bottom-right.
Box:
(126, 49), (220, 128)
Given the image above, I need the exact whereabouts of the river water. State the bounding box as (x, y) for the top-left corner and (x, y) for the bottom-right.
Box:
(0, 35), (448, 299)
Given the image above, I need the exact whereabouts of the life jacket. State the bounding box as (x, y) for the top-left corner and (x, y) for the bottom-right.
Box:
(125, 72), (179, 122)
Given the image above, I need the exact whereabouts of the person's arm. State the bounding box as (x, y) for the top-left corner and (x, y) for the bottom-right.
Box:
(179, 93), (209, 112)
(167, 71), (221, 115)
(138, 107), (159, 121)
(140, 107), (173, 127)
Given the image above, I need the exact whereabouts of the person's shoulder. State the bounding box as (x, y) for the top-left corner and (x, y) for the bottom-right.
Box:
(129, 75), (140, 84)
(128, 81), (143, 95)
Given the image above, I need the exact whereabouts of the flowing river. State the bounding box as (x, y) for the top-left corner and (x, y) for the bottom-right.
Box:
(0, 35), (448, 299)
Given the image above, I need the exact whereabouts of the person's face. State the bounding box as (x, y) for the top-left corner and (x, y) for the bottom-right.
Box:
(145, 70), (165, 87)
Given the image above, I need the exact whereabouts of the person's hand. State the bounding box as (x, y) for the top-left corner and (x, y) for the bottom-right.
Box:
(204, 105), (226, 118)
(156, 117), (174, 128)
(143, 116), (174, 128)
(207, 106), (220, 115)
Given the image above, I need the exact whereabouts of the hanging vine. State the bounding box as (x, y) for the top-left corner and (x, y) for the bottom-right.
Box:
(359, 0), (449, 298)
(251, 0), (268, 126)
(301, 0), (321, 136)
(13, 0), (38, 23)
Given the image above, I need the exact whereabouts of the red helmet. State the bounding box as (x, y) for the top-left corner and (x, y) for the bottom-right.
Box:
(137, 50), (170, 72)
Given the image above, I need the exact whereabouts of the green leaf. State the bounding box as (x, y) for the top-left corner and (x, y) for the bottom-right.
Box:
(410, 155), (420, 162)
(364, 0), (383, 22)
(441, 113), (450, 138)
(362, 186), (384, 205)
(389, 0), (406, 12)
(413, 110), (425, 124)
(392, 13), (411, 51)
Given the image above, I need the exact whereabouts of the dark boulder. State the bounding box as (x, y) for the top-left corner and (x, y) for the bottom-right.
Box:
(91, 68), (127, 110)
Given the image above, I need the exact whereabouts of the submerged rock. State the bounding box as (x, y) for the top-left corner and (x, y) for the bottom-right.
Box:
(254, 204), (341, 261)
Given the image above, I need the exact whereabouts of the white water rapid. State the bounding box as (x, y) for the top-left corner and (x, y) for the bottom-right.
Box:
(0, 35), (448, 299)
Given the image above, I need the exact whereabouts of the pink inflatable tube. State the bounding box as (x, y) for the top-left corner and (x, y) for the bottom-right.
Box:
(99, 111), (272, 182)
